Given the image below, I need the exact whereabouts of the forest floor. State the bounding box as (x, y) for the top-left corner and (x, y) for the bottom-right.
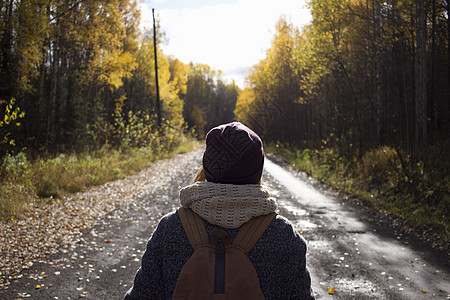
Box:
(0, 147), (449, 299)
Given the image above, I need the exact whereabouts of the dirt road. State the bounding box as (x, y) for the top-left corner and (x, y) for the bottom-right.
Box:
(1, 148), (449, 299)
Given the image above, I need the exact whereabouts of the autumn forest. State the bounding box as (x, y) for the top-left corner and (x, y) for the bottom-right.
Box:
(0, 0), (449, 236)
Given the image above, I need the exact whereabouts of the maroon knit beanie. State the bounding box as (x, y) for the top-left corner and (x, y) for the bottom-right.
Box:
(203, 122), (264, 184)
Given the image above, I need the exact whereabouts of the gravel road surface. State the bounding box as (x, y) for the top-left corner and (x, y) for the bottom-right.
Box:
(1, 147), (448, 299)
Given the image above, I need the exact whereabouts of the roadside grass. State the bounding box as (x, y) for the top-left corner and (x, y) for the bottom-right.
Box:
(266, 143), (449, 245)
(0, 137), (199, 221)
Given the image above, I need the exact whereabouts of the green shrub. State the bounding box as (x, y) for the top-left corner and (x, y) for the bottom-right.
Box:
(357, 146), (399, 186)
(1, 152), (33, 219)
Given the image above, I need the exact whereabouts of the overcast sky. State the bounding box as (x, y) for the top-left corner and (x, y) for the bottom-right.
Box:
(137, 0), (311, 88)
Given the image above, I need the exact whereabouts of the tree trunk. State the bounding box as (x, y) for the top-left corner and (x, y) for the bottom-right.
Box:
(374, 0), (384, 145)
(46, 2), (59, 149)
(0, 0), (15, 100)
(447, 0), (450, 131)
(430, 0), (437, 130)
(400, 44), (411, 154)
(36, 47), (47, 148)
(415, 0), (427, 161)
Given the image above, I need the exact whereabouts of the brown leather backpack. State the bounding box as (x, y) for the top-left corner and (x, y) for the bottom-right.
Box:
(173, 207), (276, 300)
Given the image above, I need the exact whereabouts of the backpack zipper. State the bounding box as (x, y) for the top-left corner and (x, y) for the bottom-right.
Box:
(214, 236), (225, 294)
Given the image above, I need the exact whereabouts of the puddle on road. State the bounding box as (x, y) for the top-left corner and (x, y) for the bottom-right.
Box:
(276, 201), (319, 231)
(280, 203), (308, 216)
(297, 219), (319, 229)
(323, 277), (382, 297)
(307, 240), (331, 249)
(293, 220), (319, 232)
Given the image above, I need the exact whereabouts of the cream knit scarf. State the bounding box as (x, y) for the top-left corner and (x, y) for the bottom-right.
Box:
(179, 181), (277, 229)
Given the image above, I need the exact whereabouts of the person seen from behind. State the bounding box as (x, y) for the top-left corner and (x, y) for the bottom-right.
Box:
(125, 121), (315, 299)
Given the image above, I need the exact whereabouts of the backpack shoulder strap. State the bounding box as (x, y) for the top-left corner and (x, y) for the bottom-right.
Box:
(178, 207), (209, 249)
(233, 213), (276, 254)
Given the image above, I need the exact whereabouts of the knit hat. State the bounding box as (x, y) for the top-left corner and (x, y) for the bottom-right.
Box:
(203, 122), (264, 184)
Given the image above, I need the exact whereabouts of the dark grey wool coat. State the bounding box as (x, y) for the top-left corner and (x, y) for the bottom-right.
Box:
(124, 211), (315, 300)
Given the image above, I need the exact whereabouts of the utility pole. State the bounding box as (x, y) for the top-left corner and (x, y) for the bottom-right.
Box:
(152, 8), (161, 127)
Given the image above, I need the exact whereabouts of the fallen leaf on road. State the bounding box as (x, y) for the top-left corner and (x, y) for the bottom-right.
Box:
(328, 288), (336, 295)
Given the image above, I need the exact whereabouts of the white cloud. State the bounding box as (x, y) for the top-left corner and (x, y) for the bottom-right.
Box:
(138, 0), (311, 88)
